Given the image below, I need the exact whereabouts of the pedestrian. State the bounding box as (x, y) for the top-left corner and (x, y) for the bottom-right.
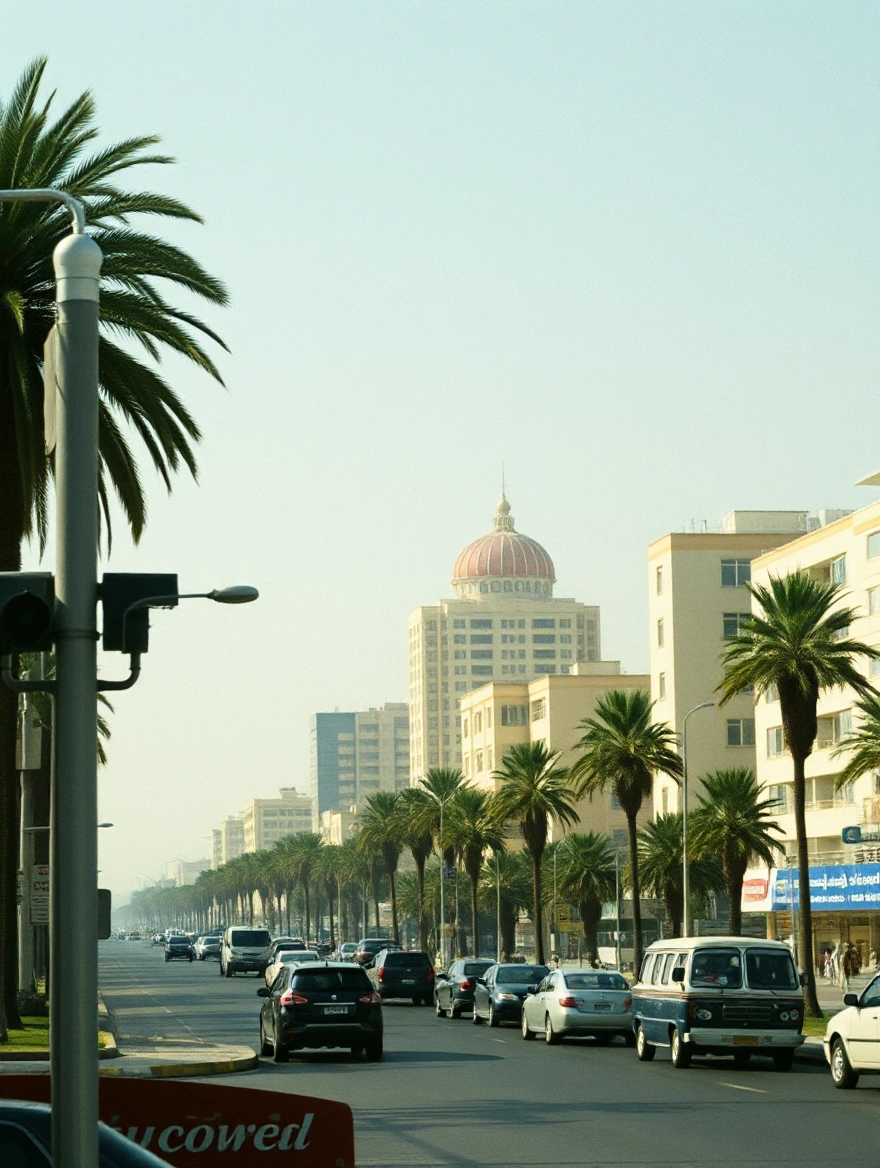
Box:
(840, 943), (853, 991)
(823, 948), (833, 981)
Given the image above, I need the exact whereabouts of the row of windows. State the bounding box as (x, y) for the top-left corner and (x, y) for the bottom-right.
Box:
(451, 617), (577, 630)
(656, 559), (753, 596)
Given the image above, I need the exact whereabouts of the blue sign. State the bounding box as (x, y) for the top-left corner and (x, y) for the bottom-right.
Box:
(842, 826), (863, 844)
(772, 863), (880, 911)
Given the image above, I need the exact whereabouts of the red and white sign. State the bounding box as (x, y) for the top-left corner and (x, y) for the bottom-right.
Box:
(0, 1076), (354, 1167)
(740, 867), (774, 912)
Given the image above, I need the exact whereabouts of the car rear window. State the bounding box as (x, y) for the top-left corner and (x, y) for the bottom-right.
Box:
(168, 936), (188, 944)
(564, 973), (629, 991)
(291, 969), (371, 992)
(383, 952), (431, 966)
(229, 930), (271, 947)
(464, 962), (493, 977)
(496, 965), (549, 984)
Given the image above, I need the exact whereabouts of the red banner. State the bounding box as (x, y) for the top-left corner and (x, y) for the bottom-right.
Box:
(0, 1076), (354, 1167)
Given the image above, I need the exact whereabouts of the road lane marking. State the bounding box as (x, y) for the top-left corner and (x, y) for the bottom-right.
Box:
(719, 1082), (768, 1093)
(492, 1039), (506, 1043)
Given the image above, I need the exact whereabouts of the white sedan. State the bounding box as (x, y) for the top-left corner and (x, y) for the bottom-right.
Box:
(264, 948), (321, 987)
(521, 968), (634, 1045)
(823, 972), (880, 1088)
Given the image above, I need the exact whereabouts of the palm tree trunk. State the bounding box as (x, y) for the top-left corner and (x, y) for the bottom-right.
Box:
(793, 751), (821, 1017)
(626, 811), (644, 970)
(531, 852), (545, 964)
(304, 883), (311, 944)
(389, 868), (398, 941)
(727, 861), (744, 935)
(501, 900), (516, 961)
(328, 889), (336, 948)
(580, 898), (602, 967)
(415, 854), (427, 951)
(469, 874), (479, 958)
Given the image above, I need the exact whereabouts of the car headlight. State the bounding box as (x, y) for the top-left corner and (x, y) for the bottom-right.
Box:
(497, 993), (519, 1001)
(787, 1009), (799, 1022)
(695, 1008), (713, 1021)
(779, 1011), (789, 1022)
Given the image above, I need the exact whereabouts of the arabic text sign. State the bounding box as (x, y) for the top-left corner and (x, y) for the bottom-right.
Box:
(0, 1076), (354, 1168)
(741, 864), (880, 912)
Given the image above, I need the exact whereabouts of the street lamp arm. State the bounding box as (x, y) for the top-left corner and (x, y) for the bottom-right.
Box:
(97, 653), (141, 692)
(0, 187), (85, 233)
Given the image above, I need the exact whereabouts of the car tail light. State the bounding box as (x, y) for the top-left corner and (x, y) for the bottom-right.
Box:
(459, 979), (473, 991)
(279, 989), (308, 1007)
(427, 967), (435, 981)
(358, 992), (382, 1005)
(378, 967), (385, 982)
(624, 998), (632, 1009)
(558, 996), (578, 1008)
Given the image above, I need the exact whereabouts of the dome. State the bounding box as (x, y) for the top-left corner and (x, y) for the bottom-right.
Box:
(452, 494), (556, 591)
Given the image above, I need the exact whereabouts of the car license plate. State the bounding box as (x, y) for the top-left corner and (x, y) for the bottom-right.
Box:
(402, 979), (415, 984)
(593, 1003), (612, 1011)
(323, 1005), (348, 1015)
(733, 1036), (759, 1046)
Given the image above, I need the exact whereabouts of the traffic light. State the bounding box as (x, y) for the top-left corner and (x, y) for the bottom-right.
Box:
(99, 573), (178, 654)
(0, 572), (55, 654)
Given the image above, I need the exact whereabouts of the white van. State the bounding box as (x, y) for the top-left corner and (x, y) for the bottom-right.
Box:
(220, 926), (272, 978)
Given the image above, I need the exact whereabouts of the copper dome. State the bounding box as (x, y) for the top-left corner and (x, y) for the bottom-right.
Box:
(452, 495), (556, 584)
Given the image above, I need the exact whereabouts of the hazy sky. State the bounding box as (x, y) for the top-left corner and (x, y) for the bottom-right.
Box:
(4, 3), (878, 901)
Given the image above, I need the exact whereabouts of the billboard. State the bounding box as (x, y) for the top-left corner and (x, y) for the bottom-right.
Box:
(741, 863), (880, 913)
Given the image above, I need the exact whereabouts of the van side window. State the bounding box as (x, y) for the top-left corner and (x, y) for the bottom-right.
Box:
(673, 952), (688, 981)
(639, 954), (655, 983)
(660, 953), (677, 984)
(652, 954), (669, 985)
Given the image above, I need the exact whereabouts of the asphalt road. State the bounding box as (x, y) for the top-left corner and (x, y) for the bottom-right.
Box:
(100, 941), (880, 1168)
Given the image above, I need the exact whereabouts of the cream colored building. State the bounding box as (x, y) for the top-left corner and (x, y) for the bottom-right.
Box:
(409, 493), (601, 782)
(211, 829), (223, 870)
(648, 511), (811, 816)
(459, 664), (650, 847)
(165, 858), (210, 887)
(220, 815), (244, 864)
(320, 807), (359, 845)
(241, 787), (315, 852)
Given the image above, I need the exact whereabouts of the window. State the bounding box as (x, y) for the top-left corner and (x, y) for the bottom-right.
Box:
(533, 634), (556, 644)
(833, 709), (852, 741)
(453, 634), (466, 644)
(769, 784), (791, 813)
(767, 726), (785, 757)
(471, 619), (493, 629)
(658, 672), (666, 700)
(533, 650), (556, 659)
(727, 718), (755, 747)
(559, 619), (572, 628)
(765, 682), (779, 703)
(501, 704), (528, 726)
(476, 751), (484, 772)
(656, 565), (663, 595)
(872, 657), (880, 678)
(721, 559), (751, 587)
(869, 532), (880, 559)
(462, 718), (469, 738)
(474, 712), (482, 733)
(532, 619), (556, 629)
(691, 948), (742, 989)
(453, 619), (466, 628)
(531, 699), (546, 721)
(657, 618), (664, 647)
(830, 555), (846, 585)
(723, 612), (751, 638)
(471, 634), (493, 644)
(471, 650), (493, 659)
(661, 787), (669, 814)
(870, 588), (880, 616)
(488, 746), (493, 768)
(560, 634), (572, 643)
(472, 665), (493, 676)
(534, 664), (557, 674)
(454, 650), (467, 659)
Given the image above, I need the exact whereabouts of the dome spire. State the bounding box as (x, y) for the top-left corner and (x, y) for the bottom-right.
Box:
(494, 482), (514, 532)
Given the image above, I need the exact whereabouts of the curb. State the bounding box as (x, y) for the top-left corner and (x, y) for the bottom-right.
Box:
(0, 1033), (119, 1063)
(99, 1049), (259, 1079)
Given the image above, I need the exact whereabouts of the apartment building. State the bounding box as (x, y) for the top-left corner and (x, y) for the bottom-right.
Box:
(319, 807), (359, 845)
(241, 787), (315, 852)
(648, 511), (811, 816)
(219, 815), (244, 864)
(459, 664), (650, 848)
(310, 703), (410, 819)
(165, 858), (210, 887)
(409, 493), (601, 782)
(211, 829), (223, 870)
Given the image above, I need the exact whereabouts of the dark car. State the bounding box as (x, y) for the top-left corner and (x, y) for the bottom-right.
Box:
(368, 949), (435, 1005)
(354, 937), (401, 966)
(258, 961), (383, 1062)
(259, 937), (307, 966)
(435, 958), (495, 1018)
(0, 1100), (171, 1165)
(472, 962), (550, 1027)
(164, 934), (193, 962)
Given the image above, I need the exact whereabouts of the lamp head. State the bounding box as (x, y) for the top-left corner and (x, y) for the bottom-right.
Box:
(207, 586), (259, 605)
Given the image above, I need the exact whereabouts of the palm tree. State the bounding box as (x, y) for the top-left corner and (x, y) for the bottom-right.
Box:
(285, 833), (324, 943)
(357, 792), (403, 940)
(637, 814), (723, 938)
(316, 844), (343, 948)
(0, 59), (227, 1027)
(396, 787), (434, 951)
(719, 572), (878, 1016)
(689, 770), (781, 934)
(490, 741), (578, 964)
(416, 768), (467, 945)
(552, 833), (618, 967)
(447, 787), (506, 957)
(833, 694), (880, 788)
(478, 851), (532, 961)
(569, 689), (682, 970)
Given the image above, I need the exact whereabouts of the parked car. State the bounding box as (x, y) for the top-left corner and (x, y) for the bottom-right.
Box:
(632, 937), (805, 1070)
(472, 963), (550, 1027)
(164, 934), (193, 962)
(824, 971), (880, 1087)
(0, 1101), (172, 1165)
(264, 949), (322, 987)
(220, 926), (273, 977)
(355, 938), (401, 967)
(434, 958), (495, 1018)
(258, 960), (383, 1062)
(368, 949), (435, 1005)
(194, 935), (222, 961)
(336, 942), (358, 962)
(521, 967), (634, 1045)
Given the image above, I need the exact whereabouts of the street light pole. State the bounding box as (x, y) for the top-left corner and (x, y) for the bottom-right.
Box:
(615, 850), (621, 971)
(496, 853), (502, 963)
(681, 701), (714, 938)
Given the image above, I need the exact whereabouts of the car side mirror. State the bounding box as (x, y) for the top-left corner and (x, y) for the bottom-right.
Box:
(671, 968), (685, 983)
(843, 993), (859, 1007)
(257, 987), (270, 997)
(526, 984), (537, 995)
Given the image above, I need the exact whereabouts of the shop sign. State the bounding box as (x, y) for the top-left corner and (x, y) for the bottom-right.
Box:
(741, 864), (880, 913)
(0, 1076), (354, 1167)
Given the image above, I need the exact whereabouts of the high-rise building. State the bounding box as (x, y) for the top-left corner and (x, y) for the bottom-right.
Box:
(220, 815), (244, 864)
(310, 703), (410, 819)
(211, 829), (223, 870)
(241, 787), (315, 852)
(409, 492), (600, 780)
(648, 511), (810, 817)
(165, 858), (210, 887)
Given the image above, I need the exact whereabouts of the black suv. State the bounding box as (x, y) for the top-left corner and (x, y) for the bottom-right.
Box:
(164, 934), (193, 962)
(258, 961), (383, 1062)
(354, 937), (401, 966)
(435, 958), (495, 1018)
(368, 949), (435, 1005)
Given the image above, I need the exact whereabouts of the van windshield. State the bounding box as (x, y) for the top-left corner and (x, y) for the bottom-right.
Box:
(690, 948), (743, 989)
(746, 949), (798, 990)
(229, 931), (270, 947)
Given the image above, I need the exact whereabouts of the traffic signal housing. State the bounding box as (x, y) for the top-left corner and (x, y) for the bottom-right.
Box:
(0, 573), (55, 655)
(100, 573), (179, 654)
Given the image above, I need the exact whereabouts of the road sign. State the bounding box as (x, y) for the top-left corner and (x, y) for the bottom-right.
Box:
(0, 1076), (355, 1168)
(842, 825), (880, 845)
(30, 864), (49, 925)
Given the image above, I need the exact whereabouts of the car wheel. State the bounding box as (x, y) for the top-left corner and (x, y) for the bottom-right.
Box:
(450, 1003), (462, 1019)
(350, 1043), (364, 1057)
(594, 1033), (613, 1046)
(772, 1049), (794, 1072)
(521, 1011), (535, 1040)
(636, 1026), (655, 1061)
(472, 1005), (483, 1025)
(411, 996), (421, 1006)
(365, 1038), (383, 1062)
(259, 1020), (272, 1057)
(670, 1027), (692, 1069)
(272, 1032), (289, 1063)
(733, 1050), (752, 1066)
(830, 1039), (858, 1088)
(545, 1014), (562, 1045)
(488, 1004), (500, 1028)
(435, 995), (445, 1018)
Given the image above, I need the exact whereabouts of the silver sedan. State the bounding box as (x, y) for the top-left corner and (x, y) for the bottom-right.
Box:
(521, 968), (634, 1045)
